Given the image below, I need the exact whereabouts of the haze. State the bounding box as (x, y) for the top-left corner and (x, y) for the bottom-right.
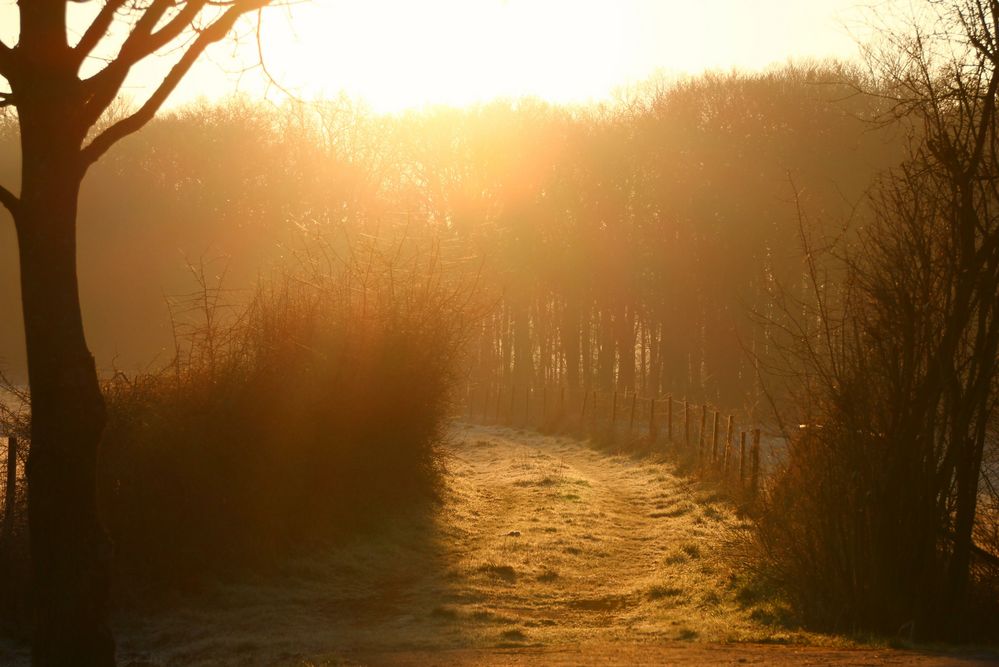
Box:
(2, 0), (997, 665)
(0, 0), (871, 112)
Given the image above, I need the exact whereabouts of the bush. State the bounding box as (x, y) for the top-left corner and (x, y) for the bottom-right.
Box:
(753, 2), (999, 640)
(98, 230), (476, 586)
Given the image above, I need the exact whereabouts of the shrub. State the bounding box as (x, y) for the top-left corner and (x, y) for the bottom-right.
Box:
(98, 229), (477, 586)
(753, 2), (999, 640)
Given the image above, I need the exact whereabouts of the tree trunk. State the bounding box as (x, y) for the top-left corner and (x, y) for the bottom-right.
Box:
(947, 428), (986, 628)
(597, 306), (614, 391)
(561, 295), (581, 403)
(580, 302), (592, 392)
(512, 292), (533, 390)
(649, 319), (662, 397)
(17, 117), (115, 665)
(615, 303), (635, 394)
(501, 306), (512, 386)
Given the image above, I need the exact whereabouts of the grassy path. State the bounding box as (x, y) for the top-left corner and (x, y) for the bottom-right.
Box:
(425, 423), (763, 646)
(2, 423), (994, 665)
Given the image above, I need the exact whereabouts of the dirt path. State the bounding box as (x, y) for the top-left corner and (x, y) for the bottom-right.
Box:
(2, 424), (995, 665)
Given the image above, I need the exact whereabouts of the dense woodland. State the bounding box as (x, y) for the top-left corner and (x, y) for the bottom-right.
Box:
(0, 63), (904, 411)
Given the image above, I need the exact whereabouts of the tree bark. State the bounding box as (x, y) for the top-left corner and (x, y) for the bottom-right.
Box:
(16, 103), (115, 665)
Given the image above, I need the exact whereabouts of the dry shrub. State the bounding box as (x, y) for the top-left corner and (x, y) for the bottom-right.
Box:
(757, 422), (949, 636)
(751, 0), (999, 638)
(754, 169), (999, 640)
(99, 228), (478, 586)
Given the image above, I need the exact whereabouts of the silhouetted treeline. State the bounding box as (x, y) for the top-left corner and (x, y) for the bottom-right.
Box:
(0, 64), (904, 413)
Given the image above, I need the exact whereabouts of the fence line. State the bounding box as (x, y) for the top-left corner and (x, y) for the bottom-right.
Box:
(462, 382), (761, 497)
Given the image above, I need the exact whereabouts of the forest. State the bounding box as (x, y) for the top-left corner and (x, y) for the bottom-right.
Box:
(0, 64), (902, 407)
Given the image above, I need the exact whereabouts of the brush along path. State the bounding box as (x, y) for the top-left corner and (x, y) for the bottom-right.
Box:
(4, 424), (990, 666)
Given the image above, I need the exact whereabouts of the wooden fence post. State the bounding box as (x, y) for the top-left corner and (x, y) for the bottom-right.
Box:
(611, 391), (618, 425)
(711, 410), (719, 464)
(495, 387), (503, 423)
(649, 398), (657, 442)
(524, 386), (531, 425)
(580, 389), (589, 422)
(542, 386), (548, 423)
(724, 415), (734, 474)
(3, 436), (16, 542)
(739, 431), (747, 486)
(559, 386), (565, 417)
(482, 385), (490, 422)
(751, 428), (761, 497)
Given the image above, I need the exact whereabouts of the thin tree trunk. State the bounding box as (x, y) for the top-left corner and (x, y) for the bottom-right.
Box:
(512, 291), (533, 389)
(649, 319), (662, 397)
(616, 303), (635, 394)
(562, 294), (581, 403)
(597, 305), (614, 391)
(501, 305), (512, 387)
(581, 302), (592, 393)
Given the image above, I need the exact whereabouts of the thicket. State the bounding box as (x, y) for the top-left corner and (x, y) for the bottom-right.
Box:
(0, 226), (476, 634)
(101, 227), (477, 585)
(756, 0), (999, 641)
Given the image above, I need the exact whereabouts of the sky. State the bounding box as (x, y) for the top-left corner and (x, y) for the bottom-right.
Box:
(0, 0), (883, 113)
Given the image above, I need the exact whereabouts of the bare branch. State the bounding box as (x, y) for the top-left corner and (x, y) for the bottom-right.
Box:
(121, 0), (210, 64)
(81, 1), (269, 168)
(0, 183), (19, 218)
(73, 0), (128, 69)
(0, 39), (13, 78)
(81, 0), (210, 126)
(255, 7), (298, 102)
(123, 0), (178, 55)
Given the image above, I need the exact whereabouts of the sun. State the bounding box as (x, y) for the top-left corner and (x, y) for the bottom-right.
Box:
(220, 0), (643, 112)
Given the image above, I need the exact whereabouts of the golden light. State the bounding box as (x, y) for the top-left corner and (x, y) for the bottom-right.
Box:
(247, 0), (637, 112)
(0, 0), (867, 114)
(176, 0), (864, 113)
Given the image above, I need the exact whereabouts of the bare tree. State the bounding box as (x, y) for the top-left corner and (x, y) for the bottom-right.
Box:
(0, 2), (274, 663)
(757, 0), (999, 637)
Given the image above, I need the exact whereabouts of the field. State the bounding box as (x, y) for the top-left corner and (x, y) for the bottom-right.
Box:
(3, 424), (993, 666)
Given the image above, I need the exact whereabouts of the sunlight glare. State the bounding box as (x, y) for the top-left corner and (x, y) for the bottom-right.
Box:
(13, 0), (870, 114)
(251, 0), (635, 112)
